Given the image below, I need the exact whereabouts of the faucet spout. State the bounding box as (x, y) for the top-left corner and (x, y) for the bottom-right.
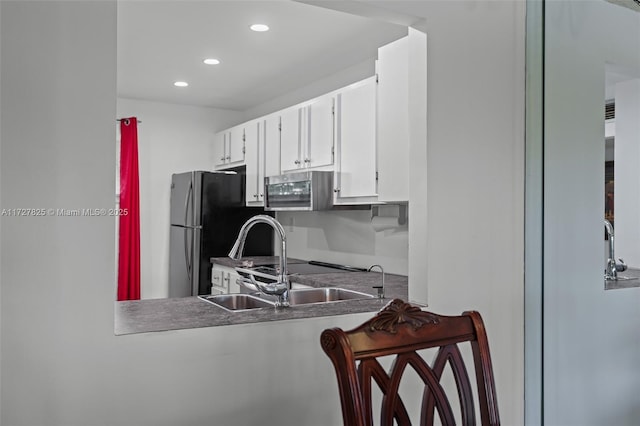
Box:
(368, 264), (385, 299)
(229, 215), (290, 306)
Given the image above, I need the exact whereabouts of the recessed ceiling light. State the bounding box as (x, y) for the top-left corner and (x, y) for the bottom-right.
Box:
(203, 58), (220, 65)
(174, 81), (189, 87)
(250, 24), (269, 32)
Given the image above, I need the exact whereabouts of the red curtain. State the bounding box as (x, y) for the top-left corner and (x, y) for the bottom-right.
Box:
(117, 117), (141, 301)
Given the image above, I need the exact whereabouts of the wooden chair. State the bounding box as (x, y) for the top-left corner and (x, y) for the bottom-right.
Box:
(320, 299), (500, 426)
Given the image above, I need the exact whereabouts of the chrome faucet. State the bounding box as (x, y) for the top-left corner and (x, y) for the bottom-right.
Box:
(229, 215), (290, 306)
(604, 219), (627, 280)
(368, 264), (385, 299)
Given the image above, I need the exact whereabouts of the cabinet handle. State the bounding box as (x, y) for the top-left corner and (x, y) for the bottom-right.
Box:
(304, 158), (310, 163)
(334, 188), (340, 193)
(294, 160), (301, 165)
(226, 156), (231, 160)
(260, 193), (263, 197)
(220, 157), (225, 161)
(254, 194), (258, 198)
(223, 276), (230, 283)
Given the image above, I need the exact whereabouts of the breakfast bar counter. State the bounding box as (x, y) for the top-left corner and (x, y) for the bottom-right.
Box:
(115, 268), (408, 335)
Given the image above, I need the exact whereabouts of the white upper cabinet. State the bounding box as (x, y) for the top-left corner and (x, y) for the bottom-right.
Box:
(334, 77), (378, 201)
(376, 36), (409, 202)
(263, 114), (281, 183)
(280, 93), (335, 172)
(303, 95), (335, 169)
(213, 125), (246, 169)
(280, 107), (301, 173)
(228, 126), (245, 165)
(244, 120), (261, 204)
(213, 131), (227, 167)
(246, 115), (281, 205)
(215, 34), (412, 204)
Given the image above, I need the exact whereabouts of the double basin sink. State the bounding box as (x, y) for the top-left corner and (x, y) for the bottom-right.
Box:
(199, 287), (373, 312)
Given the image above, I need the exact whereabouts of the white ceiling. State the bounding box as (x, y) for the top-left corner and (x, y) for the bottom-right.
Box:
(117, 1), (407, 111)
(606, 63), (640, 100)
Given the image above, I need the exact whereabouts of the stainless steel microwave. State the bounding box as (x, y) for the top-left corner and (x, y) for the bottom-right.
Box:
(264, 171), (333, 211)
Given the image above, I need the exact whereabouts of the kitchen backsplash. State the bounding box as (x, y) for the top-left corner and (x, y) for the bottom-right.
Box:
(276, 209), (408, 275)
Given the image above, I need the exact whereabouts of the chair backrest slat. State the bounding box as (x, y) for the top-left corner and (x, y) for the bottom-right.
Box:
(321, 299), (500, 426)
(423, 344), (476, 426)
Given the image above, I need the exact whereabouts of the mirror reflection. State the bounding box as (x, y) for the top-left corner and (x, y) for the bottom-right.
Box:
(116, 1), (409, 300)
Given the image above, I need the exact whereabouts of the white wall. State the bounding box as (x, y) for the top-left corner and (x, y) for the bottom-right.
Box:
(276, 210), (408, 274)
(241, 58), (377, 123)
(0, 1), (3, 422)
(382, 2), (525, 424)
(116, 98), (242, 299)
(613, 79), (640, 267)
(407, 27), (428, 302)
(0, 2), (525, 426)
(544, 2), (640, 425)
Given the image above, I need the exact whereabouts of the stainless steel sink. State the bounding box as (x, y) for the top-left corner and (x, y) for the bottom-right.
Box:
(287, 287), (373, 305)
(199, 294), (275, 311)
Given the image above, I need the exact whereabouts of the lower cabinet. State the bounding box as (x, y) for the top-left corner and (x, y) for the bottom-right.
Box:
(211, 264), (242, 294)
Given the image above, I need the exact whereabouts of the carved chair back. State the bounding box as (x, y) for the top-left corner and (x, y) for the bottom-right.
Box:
(320, 299), (500, 426)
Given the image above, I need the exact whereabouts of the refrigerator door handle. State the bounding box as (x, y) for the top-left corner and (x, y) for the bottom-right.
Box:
(184, 177), (193, 228)
(184, 227), (191, 284)
(184, 179), (194, 283)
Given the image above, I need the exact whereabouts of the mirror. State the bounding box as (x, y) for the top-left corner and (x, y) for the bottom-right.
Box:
(116, 1), (408, 300)
(605, 63), (640, 269)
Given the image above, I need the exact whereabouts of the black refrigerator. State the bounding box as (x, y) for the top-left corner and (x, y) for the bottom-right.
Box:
(169, 171), (274, 297)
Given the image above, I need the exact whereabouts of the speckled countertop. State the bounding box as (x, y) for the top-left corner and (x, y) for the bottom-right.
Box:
(115, 258), (408, 335)
(211, 256), (308, 268)
(605, 267), (640, 290)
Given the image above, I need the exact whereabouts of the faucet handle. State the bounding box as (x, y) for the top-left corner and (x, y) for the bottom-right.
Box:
(372, 285), (384, 298)
(616, 258), (628, 272)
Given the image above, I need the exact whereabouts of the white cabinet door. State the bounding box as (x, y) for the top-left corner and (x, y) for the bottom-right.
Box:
(304, 95), (334, 168)
(244, 121), (261, 204)
(211, 264), (242, 294)
(221, 271), (233, 293)
(228, 125), (245, 165)
(213, 131), (227, 168)
(335, 77), (377, 199)
(257, 120), (267, 203)
(376, 36), (409, 202)
(211, 266), (226, 294)
(263, 114), (281, 185)
(227, 271), (242, 294)
(280, 107), (301, 172)
(214, 126), (246, 169)
(247, 116), (280, 205)
(280, 96), (334, 172)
